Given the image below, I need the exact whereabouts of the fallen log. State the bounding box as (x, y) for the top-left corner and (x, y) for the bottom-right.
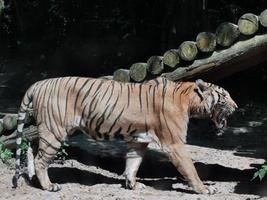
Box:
(196, 32), (217, 52)
(216, 22), (240, 47)
(147, 56), (164, 75)
(163, 49), (180, 68)
(3, 114), (17, 131)
(129, 63), (148, 82)
(1, 125), (38, 150)
(162, 33), (267, 81)
(238, 13), (259, 35)
(178, 41), (198, 61)
(259, 9), (267, 27)
(113, 69), (130, 82)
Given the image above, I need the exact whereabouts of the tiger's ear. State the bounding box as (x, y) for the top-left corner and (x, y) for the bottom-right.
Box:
(195, 79), (209, 99)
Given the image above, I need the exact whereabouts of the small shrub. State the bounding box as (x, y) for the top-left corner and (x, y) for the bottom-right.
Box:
(55, 141), (69, 162)
(0, 141), (13, 164)
(20, 137), (29, 167)
(252, 165), (267, 181)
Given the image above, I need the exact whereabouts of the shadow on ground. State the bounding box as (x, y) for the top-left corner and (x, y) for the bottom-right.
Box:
(41, 147), (267, 196)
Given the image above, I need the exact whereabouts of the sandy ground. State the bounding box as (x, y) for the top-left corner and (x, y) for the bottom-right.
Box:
(0, 135), (266, 200)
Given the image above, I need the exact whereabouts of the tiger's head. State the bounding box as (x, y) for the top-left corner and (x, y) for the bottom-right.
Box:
(194, 79), (237, 129)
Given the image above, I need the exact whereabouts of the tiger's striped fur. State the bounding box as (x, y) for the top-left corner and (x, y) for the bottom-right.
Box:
(12, 77), (237, 194)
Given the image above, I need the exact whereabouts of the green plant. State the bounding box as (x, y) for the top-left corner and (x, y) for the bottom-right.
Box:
(0, 141), (13, 164)
(20, 137), (29, 167)
(55, 141), (69, 162)
(252, 165), (267, 181)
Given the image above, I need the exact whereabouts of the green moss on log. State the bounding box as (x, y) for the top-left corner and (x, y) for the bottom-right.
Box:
(178, 41), (198, 61)
(3, 115), (17, 130)
(259, 9), (267, 27)
(147, 56), (164, 75)
(238, 13), (259, 35)
(196, 32), (216, 53)
(216, 22), (240, 47)
(113, 69), (130, 82)
(163, 49), (180, 68)
(129, 63), (148, 82)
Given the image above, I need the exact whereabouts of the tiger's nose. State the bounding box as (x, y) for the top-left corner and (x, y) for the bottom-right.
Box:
(231, 101), (238, 110)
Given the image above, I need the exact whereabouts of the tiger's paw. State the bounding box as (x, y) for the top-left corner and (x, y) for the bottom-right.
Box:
(205, 186), (217, 195)
(197, 186), (217, 195)
(126, 180), (146, 190)
(47, 183), (61, 192)
(134, 182), (146, 190)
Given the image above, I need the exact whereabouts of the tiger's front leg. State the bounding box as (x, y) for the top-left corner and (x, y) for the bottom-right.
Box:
(124, 142), (148, 190)
(166, 142), (216, 194)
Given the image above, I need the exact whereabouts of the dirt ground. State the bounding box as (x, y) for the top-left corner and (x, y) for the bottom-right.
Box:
(0, 134), (266, 200)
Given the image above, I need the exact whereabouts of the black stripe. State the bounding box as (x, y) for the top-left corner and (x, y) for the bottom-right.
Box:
(105, 81), (115, 104)
(127, 84), (130, 108)
(74, 79), (90, 116)
(81, 79), (98, 105)
(108, 108), (125, 133)
(100, 83), (111, 102)
(152, 85), (157, 112)
(106, 94), (120, 119)
(139, 84), (143, 111)
(39, 137), (60, 151)
(56, 78), (64, 125)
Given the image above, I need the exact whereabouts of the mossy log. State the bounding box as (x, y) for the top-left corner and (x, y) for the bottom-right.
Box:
(147, 56), (164, 75)
(259, 9), (267, 27)
(100, 76), (113, 80)
(162, 34), (267, 81)
(1, 126), (38, 150)
(196, 32), (216, 52)
(178, 41), (198, 61)
(129, 63), (148, 82)
(238, 13), (259, 35)
(3, 114), (17, 131)
(162, 49), (180, 68)
(216, 22), (240, 47)
(113, 69), (130, 82)
(0, 121), (4, 135)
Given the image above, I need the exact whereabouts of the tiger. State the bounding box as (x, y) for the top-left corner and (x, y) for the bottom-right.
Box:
(12, 76), (237, 194)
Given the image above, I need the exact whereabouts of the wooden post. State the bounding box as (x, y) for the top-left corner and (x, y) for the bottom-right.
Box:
(259, 9), (267, 27)
(129, 63), (148, 82)
(196, 32), (216, 52)
(216, 22), (240, 47)
(178, 41), (198, 61)
(163, 49), (180, 68)
(238, 13), (259, 35)
(147, 56), (164, 75)
(113, 69), (130, 82)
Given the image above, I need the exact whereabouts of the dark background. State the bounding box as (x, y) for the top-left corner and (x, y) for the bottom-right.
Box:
(0, 0), (266, 106)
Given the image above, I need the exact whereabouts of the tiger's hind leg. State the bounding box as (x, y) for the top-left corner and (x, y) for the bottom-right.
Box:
(124, 142), (148, 190)
(35, 126), (66, 192)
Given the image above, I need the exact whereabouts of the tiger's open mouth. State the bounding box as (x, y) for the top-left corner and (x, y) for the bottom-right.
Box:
(215, 117), (227, 129)
(213, 109), (234, 129)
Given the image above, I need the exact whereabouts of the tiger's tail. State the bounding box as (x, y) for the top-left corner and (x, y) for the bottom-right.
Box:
(12, 85), (35, 188)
